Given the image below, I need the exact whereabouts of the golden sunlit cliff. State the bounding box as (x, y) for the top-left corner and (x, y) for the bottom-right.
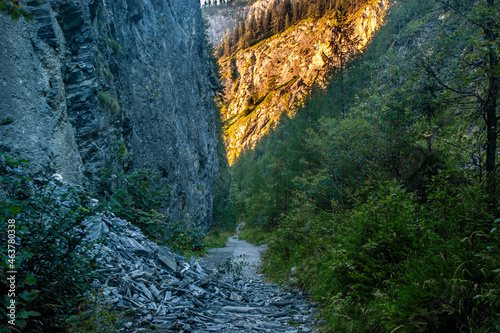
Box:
(218, 0), (389, 164)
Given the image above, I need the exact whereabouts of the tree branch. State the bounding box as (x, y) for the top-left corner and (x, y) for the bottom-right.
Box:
(433, 0), (488, 31)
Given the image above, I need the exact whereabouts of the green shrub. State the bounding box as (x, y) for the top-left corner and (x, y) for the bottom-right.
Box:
(238, 226), (272, 245)
(262, 179), (500, 332)
(106, 38), (122, 53)
(98, 91), (120, 113)
(101, 166), (170, 244)
(66, 293), (132, 333)
(0, 0), (34, 21)
(0, 152), (95, 332)
(163, 219), (206, 256)
(203, 229), (234, 249)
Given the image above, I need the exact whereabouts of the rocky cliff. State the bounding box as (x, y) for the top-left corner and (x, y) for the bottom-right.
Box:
(0, 0), (221, 231)
(218, 0), (389, 163)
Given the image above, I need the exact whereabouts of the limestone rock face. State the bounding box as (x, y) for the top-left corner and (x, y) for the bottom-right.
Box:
(0, 0), (221, 231)
(218, 0), (389, 163)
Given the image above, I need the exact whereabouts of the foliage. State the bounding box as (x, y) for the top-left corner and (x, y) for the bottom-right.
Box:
(162, 219), (206, 255)
(262, 179), (499, 332)
(0, 0), (36, 21)
(216, 0), (373, 58)
(106, 37), (122, 53)
(66, 293), (132, 333)
(98, 91), (120, 113)
(203, 229), (234, 249)
(237, 225), (272, 245)
(0, 152), (95, 332)
(100, 162), (231, 256)
(211, 104), (236, 233)
(231, 0), (500, 331)
(100, 165), (170, 245)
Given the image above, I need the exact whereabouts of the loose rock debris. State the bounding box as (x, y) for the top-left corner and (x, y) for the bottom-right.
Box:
(85, 213), (318, 332)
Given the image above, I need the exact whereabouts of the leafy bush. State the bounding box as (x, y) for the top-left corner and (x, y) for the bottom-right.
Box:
(101, 166), (170, 244)
(0, 152), (95, 332)
(262, 178), (499, 332)
(233, 1), (500, 331)
(66, 293), (132, 333)
(163, 219), (206, 255)
(0, 0), (35, 21)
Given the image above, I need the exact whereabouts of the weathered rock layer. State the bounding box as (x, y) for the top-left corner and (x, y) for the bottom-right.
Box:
(0, 0), (221, 230)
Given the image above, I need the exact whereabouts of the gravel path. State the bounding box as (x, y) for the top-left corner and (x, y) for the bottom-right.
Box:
(195, 225), (318, 332)
(197, 234), (268, 279)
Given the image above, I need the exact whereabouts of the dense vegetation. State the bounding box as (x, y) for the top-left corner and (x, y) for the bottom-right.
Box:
(0, 151), (99, 332)
(216, 0), (373, 57)
(231, 0), (500, 331)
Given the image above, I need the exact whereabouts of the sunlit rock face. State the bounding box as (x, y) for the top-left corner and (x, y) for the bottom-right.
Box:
(217, 0), (389, 164)
(0, 0), (220, 231)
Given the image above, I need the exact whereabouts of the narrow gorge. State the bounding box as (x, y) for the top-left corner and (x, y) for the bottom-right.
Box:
(3, 0), (497, 332)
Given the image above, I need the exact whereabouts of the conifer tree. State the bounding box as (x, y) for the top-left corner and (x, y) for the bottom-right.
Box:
(271, 9), (280, 34)
(233, 21), (241, 53)
(285, 13), (291, 30)
(263, 9), (271, 36)
(238, 20), (247, 49)
(223, 29), (232, 57)
(292, 0), (300, 24)
(308, 0), (319, 18)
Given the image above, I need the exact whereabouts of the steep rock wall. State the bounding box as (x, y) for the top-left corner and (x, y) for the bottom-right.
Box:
(219, 0), (389, 163)
(0, 0), (221, 231)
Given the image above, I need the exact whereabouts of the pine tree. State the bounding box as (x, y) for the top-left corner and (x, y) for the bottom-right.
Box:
(233, 21), (241, 52)
(271, 10), (280, 34)
(263, 9), (272, 37)
(308, 0), (319, 18)
(292, 0), (300, 24)
(223, 29), (232, 57)
(249, 14), (258, 45)
(244, 17), (255, 47)
(285, 13), (291, 30)
(238, 21), (246, 49)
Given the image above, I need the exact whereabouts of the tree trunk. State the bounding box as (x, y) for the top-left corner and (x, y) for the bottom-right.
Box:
(484, 0), (499, 192)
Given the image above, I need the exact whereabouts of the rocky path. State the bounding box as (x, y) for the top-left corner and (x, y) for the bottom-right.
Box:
(197, 224), (267, 279)
(196, 227), (317, 332)
(86, 215), (317, 332)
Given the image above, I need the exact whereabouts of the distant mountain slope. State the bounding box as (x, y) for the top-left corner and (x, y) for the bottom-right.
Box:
(202, 1), (253, 45)
(218, 0), (389, 163)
